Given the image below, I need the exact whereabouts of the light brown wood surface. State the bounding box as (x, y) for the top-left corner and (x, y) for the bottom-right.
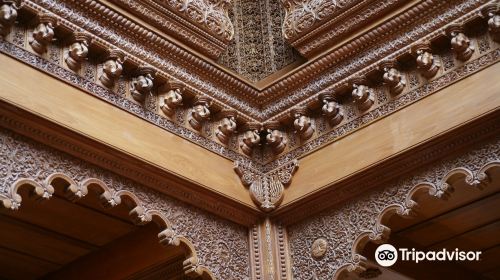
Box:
(284, 62), (500, 205)
(0, 54), (253, 207)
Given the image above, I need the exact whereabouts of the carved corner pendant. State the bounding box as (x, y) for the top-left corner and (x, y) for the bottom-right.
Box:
(234, 160), (299, 212)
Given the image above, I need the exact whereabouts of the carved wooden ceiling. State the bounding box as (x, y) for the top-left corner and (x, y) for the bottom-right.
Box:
(0, 0), (499, 213)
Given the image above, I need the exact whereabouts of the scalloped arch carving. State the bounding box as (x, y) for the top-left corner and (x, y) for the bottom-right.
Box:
(0, 173), (216, 280)
(0, 129), (250, 280)
(288, 138), (500, 279)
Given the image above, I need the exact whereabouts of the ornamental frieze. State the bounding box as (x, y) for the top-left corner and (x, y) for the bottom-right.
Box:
(0, 128), (251, 280)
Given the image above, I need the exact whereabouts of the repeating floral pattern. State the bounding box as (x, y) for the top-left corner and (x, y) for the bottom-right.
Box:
(0, 129), (251, 280)
(288, 137), (500, 279)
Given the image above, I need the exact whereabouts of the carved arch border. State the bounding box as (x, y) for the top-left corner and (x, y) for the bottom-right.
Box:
(0, 172), (216, 280)
(333, 161), (500, 279)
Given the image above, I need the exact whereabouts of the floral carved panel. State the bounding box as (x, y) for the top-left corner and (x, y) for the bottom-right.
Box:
(0, 128), (251, 280)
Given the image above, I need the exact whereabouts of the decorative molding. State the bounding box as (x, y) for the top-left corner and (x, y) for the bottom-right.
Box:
(288, 137), (500, 279)
(234, 160), (299, 212)
(0, 128), (251, 279)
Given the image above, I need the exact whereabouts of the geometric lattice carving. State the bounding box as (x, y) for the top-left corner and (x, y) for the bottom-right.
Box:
(234, 159), (299, 212)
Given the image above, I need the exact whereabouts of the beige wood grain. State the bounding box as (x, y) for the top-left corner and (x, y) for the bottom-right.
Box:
(0, 54), (253, 207)
(285, 62), (500, 205)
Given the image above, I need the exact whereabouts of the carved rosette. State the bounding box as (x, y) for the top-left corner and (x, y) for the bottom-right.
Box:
(350, 78), (375, 112)
(130, 66), (155, 102)
(319, 92), (344, 126)
(215, 109), (237, 144)
(160, 80), (184, 117)
(291, 107), (314, 141)
(188, 96), (212, 131)
(264, 121), (287, 155)
(482, 4), (500, 42)
(379, 60), (406, 95)
(29, 14), (57, 54)
(412, 42), (440, 79)
(99, 49), (125, 88)
(65, 32), (91, 71)
(0, 0), (20, 37)
(239, 122), (261, 156)
(446, 24), (474, 62)
(234, 160), (299, 212)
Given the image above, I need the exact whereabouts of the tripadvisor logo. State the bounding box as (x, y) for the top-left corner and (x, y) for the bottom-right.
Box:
(375, 244), (482, 267)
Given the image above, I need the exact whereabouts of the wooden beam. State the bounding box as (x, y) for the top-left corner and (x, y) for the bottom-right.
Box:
(44, 223), (184, 280)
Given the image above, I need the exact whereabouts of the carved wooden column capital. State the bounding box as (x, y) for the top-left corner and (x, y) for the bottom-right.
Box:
(216, 109), (237, 144)
(240, 122), (261, 156)
(379, 60), (406, 95)
(65, 32), (92, 71)
(0, 0), (20, 37)
(349, 78), (374, 112)
(188, 96), (212, 131)
(291, 107), (314, 141)
(130, 66), (155, 102)
(234, 160), (299, 212)
(411, 42), (440, 79)
(29, 13), (58, 54)
(264, 121), (287, 155)
(446, 24), (474, 61)
(99, 49), (125, 88)
(160, 80), (185, 117)
(319, 92), (344, 126)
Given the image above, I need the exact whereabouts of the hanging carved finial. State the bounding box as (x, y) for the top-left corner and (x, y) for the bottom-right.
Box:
(234, 160), (299, 212)
(350, 78), (374, 112)
(100, 49), (125, 88)
(319, 92), (343, 126)
(264, 121), (287, 155)
(379, 60), (406, 95)
(240, 122), (261, 156)
(291, 107), (314, 141)
(446, 24), (474, 61)
(65, 32), (91, 71)
(0, 0), (20, 37)
(188, 96), (212, 131)
(30, 14), (57, 54)
(216, 109), (237, 144)
(482, 4), (500, 42)
(130, 66), (155, 102)
(160, 80), (184, 117)
(412, 42), (440, 79)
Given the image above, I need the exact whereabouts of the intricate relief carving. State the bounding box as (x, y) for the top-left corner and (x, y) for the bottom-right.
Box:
(281, 0), (358, 41)
(160, 81), (184, 117)
(483, 4), (500, 42)
(264, 121), (287, 156)
(319, 92), (343, 126)
(288, 138), (500, 279)
(240, 122), (261, 156)
(0, 0), (19, 37)
(379, 61), (406, 95)
(350, 78), (374, 112)
(130, 66), (155, 102)
(234, 159), (298, 211)
(65, 32), (91, 71)
(29, 13), (57, 54)
(157, 0), (234, 42)
(0, 129), (250, 280)
(215, 109), (237, 144)
(188, 96), (212, 131)
(447, 24), (475, 61)
(291, 107), (314, 141)
(311, 238), (328, 259)
(412, 43), (441, 79)
(99, 49), (125, 88)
